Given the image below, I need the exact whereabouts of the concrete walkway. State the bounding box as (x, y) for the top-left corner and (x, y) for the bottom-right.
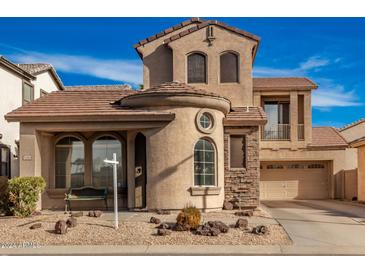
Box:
(261, 200), (365, 246)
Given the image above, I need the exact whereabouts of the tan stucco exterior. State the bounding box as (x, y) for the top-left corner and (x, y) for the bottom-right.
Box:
(356, 144), (365, 202)
(340, 120), (365, 143)
(17, 93), (230, 211)
(260, 148), (357, 199)
(341, 120), (365, 201)
(167, 26), (256, 107)
(6, 18), (359, 211)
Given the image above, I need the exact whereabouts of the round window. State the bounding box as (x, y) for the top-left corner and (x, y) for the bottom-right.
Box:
(199, 113), (212, 129)
(196, 109), (216, 134)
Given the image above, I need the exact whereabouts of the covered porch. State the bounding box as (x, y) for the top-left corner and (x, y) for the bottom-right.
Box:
(18, 118), (174, 211)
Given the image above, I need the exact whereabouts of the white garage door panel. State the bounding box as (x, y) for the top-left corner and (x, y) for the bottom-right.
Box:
(260, 161), (329, 200)
(260, 180), (298, 200)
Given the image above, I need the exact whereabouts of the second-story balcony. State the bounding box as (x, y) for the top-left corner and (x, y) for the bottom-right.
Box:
(262, 124), (291, 140)
(261, 124), (305, 141)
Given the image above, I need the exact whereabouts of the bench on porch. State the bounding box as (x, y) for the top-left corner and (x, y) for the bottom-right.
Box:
(64, 186), (108, 212)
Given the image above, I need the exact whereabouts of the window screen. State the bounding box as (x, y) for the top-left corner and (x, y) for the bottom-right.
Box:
(230, 135), (246, 168)
(220, 52), (239, 83)
(188, 53), (206, 83)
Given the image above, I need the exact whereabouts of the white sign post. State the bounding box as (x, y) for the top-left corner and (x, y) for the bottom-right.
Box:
(104, 153), (119, 229)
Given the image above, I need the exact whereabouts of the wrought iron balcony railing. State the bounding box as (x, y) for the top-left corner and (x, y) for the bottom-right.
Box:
(261, 124), (291, 140)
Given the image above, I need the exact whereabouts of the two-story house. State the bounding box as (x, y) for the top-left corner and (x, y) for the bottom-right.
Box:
(340, 119), (365, 202)
(0, 56), (64, 179)
(4, 18), (357, 211)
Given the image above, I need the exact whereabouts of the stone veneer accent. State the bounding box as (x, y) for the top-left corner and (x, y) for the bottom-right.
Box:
(224, 126), (260, 208)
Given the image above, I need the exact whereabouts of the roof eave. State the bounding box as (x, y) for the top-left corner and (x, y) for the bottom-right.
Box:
(307, 145), (348, 150)
(253, 87), (316, 92)
(0, 57), (36, 80)
(223, 119), (267, 126)
(5, 113), (176, 123)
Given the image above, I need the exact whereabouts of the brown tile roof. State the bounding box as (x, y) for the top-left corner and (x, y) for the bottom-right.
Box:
(163, 19), (260, 45)
(65, 84), (132, 92)
(120, 81), (229, 102)
(253, 77), (318, 91)
(309, 127), (348, 149)
(224, 107), (267, 126)
(133, 17), (204, 49)
(18, 63), (64, 90)
(339, 117), (365, 131)
(0, 56), (35, 80)
(5, 90), (174, 122)
(18, 63), (52, 75)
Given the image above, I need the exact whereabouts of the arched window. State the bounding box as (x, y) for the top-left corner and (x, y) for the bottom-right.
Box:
(220, 52), (239, 83)
(194, 139), (216, 186)
(92, 136), (123, 188)
(55, 136), (84, 188)
(188, 53), (206, 83)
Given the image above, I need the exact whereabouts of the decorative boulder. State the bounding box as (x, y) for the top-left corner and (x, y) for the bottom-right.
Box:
(195, 224), (221, 236)
(55, 220), (68, 234)
(88, 210), (102, 217)
(94, 210), (102, 217)
(29, 223), (42, 229)
(235, 218), (248, 229)
(173, 223), (188, 231)
(223, 201), (234, 210)
(156, 209), (171, 215)
(150, 216), (161, 224)
(252, 225), (268, 235)
(71, 211), (83, 218)
(66, 217), (77, 228)
(207, 221), (229, 233)
(157, 228), (171, 236)
(195, 221), (229, 236)
(156, 222), (171, 229)
(235, 210), (254, 217)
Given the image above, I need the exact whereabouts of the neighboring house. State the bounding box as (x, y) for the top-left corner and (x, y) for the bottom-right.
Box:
(4, 18), (357, 211)
(0, 56), (64, 178)
(340, 119), (365, 201)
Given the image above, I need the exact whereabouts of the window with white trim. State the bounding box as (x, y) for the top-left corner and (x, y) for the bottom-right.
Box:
(22, 82), (34, 105)
(194, 139), (215, 186)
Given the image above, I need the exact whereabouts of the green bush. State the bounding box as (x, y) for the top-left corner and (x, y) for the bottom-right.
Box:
(7, 176), (46, 217)
(176, 204), (201, 230)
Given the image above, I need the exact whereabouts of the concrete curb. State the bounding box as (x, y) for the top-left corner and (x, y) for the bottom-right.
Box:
(2, 245), (365, 255)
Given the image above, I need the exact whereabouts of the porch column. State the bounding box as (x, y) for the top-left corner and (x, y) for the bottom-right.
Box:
(290, 92), (298, 146)
(127, 131), (137, 209)
(304, 92), (312, 145)
(19, 125), (42, 210)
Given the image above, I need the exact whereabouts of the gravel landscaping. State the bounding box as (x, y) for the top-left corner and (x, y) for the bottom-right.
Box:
(0, 207), (291, 246)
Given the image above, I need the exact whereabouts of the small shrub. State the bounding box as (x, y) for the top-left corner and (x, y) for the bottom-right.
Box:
(7, 176), (46, 217)
(176, 204), (201, 230)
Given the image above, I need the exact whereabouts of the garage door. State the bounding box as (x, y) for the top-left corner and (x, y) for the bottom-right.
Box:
(260, 161), (330, 200)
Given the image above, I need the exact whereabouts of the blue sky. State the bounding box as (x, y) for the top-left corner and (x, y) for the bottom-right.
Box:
(0, 17), (364, 128)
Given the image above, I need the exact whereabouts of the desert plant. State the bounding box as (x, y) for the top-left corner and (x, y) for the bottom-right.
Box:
(176, 204), (201, 230)
(7, 176), (46, 217)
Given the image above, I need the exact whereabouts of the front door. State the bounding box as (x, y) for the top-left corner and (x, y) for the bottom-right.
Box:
(135, 133), (147, 208)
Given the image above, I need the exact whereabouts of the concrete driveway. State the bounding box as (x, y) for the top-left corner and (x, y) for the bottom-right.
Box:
(261, 200), (365, 246)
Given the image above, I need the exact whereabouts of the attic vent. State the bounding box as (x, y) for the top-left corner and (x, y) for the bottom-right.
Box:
(206, 26), (215, 46)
